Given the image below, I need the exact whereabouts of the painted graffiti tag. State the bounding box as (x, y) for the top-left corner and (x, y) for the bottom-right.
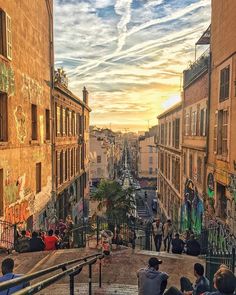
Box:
(0, 63), (15, 96)
(14, 106), (27, 143)
(21, 74), (43, 105)
(5, 200), (30, 224)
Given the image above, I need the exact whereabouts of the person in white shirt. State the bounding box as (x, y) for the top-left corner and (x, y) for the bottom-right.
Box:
(152, 218), (163, 251)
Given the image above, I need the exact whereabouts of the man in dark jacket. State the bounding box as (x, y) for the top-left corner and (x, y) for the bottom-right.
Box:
(137, 257), (169, 295)
(16, 230), (30, 253)
(164, 263), (209, 295)
(171, 233), (185, 254)
(186, 235), (201, 256)
(29, 231), (45, 252)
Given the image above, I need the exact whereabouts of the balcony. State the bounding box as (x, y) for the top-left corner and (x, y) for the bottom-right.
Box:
(183, 48), (210, 88)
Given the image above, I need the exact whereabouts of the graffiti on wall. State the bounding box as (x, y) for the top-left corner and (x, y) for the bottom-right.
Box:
(21, 74), (43, 105)
(181, 178), (204, 234)
(14, 106), (27, 143)
(227, 173), (236, 203)
(5, 200), (30, 224)
(0, 63), (15, 96)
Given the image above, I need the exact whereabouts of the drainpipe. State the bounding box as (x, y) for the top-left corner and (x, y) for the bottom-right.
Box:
(46, 0), (56, 206)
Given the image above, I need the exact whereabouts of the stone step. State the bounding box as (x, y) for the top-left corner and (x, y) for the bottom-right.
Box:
(42, 283), (138, 295)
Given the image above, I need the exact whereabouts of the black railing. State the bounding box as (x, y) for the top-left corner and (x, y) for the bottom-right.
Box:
(206, 248), (235, 291)
(0, 253), (104, 295)
(183, 48), (210, 87)
(0, 220), (16, 252)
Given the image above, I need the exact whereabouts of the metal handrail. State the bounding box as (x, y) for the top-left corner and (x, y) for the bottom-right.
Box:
(0, 253), (104, 295)
(14, 255), (104, 295)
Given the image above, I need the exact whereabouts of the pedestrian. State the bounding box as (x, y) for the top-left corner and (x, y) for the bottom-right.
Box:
(171, 233), (185, 254)
(152, 218), (163, 252)
(164, 263), (210, 295)
(137, 257), (169, 295)
(16, 230), (30, 253)
(163, 219), (173, 252)
(0, 258), (29, 295)
(204, 266), (236, 295)
(44, 229), (59, 251)
(65, 215), (74, 248)
(129, 228), (136, 253)
(186, 235), (201, 256)
(29, 231), (45, 252)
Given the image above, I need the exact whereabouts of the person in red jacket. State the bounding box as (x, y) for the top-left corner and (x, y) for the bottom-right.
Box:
(44, 229), (59, 251)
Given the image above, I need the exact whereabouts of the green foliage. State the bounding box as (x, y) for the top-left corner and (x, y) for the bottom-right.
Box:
(92, 179), (135, 220)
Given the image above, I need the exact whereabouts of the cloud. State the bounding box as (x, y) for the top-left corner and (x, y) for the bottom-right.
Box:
(54, 0), (211, 131)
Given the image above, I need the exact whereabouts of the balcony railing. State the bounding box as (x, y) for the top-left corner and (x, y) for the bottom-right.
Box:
(183, 48), (210, 88)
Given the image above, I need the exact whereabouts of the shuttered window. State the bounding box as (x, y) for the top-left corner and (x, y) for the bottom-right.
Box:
(60, 151), (63, 184)
(0, 93), (7, 142)
(219, 66), (230, 102)
(0, 10), (12, 60)
(36, 163), (41, 193)
(45, 109), (50, 140)
(31, 104), (37, 140)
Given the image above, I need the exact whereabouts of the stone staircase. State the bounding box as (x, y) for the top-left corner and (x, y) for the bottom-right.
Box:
(0, 246), (204, 294)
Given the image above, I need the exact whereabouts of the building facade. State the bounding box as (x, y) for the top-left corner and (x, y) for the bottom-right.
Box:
(138, 135), (157, 179)
(0, 0), (53, 230)
(54, 69), (91, 223)
(206, 0), (236, 234)
(157, 103), (182, 226)
(181, 48), (209, 233)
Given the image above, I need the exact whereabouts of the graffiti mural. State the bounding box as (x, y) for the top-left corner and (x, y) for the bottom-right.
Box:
(0, 63), (15, 96)
(227, 173), (236, 203)
(5, 200), (30, 224)
(21, 73), (43, 105)
(14, 106), (27, 143)
(181, 179), (204, 234)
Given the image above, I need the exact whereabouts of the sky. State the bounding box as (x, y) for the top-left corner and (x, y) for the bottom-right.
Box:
(54, 0), (211, 132)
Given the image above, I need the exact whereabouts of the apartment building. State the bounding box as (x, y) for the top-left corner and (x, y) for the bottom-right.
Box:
(207, 1), (236, 233)
(157, 102), (182, 226)
(181, 41), (210, 233)
(54, 69), (91, 223)
(0, 0), (53, 230)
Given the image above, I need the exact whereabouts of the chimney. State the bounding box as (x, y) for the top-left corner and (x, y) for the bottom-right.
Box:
(83, 86), (88, 104)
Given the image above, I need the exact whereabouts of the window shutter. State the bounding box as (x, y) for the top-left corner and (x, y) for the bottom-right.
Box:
(6, 13), (12, 60)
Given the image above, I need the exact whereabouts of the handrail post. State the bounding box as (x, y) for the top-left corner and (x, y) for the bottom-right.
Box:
(69, 274), (74, 295)
(96, 216), (99, 246)
(89, 264), (92, 295)
(99, 258), (102, 288)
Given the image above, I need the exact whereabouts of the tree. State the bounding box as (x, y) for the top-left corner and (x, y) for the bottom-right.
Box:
(92, 179), (136, 221)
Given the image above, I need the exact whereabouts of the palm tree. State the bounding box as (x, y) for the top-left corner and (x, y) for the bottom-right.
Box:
(92, 179), (136, 221)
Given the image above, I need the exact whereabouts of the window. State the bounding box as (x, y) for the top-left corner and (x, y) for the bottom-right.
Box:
(0, 169), (3, 216)
(217, 109), (228, 156)
(168, 122), (171, 145)
(160, 152), (164, 173)
(219, 66), (230, 102)
(76, 113), (80, 135)
(213, 111), (217, 153)
(191, 111), (197, 136)
(31, 104), (37, 140)
(60, 151), (63, 184)
(72, 111), (75, 135)
(65, 108), (68, 135)
(36, 163), (41, 193)
(62, 108), (66, 135)
(200, 109), (206, 136)
(185, 113), (190, 136)
(97, 155), (101, 163)
(71, 148), (74, 177)
(189, 154), (193, 179)
(149, 167), (153, 175)
(167, 155), (170, 180)
(56, 105), (60, 135)
(0, 11), (12, 59)
(164, 123), (167, 146)
(68, 111), (72, 135)
(60, 106), (63, 135)
(184, 153), (187, 176)
(160, 124), (164, 145)
(76, 147), (80, 173)
(172, 120), (175, 147)
(0, 93), (7, 141)
(171, 157), (175, 185)
(175, 159), (180, 192)
(149, 157), (153, 164)
(45, 109), (50, 140)
(175, 118), (180, 148)
(197, 157), (202, 184)
(149, 146), (153, 153)
(65, 150), (68, 180)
